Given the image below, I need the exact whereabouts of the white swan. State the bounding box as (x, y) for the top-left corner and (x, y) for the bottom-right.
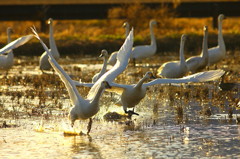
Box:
(32, 27), (134, 134)
(157, 34), (188, 78)
(107, 21), (130, 66)
(39, 18), (60, 72)
(92, 49), (108, 83)
(32, 28), (113, 134)
(208, 14), (226, 66)
(108, 20), (157, 66)
(130, 20), (157, 64)
(186, 26), (209, 73)
(0, 28), (33, 73)
(76, 70), (225, 116)
(110, 70), (224, 115)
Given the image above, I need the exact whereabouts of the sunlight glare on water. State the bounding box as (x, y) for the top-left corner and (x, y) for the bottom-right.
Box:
(0, 54), (240, 158)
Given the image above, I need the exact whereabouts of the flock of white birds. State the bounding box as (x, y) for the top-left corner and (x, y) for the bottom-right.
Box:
(0, 14), (227, 134)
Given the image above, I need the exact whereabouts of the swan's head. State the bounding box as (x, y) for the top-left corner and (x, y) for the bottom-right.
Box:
(150, 20), (157, 26)
(144, 71), (156, 79)
(7, 27), (13, 35)
(69, 107), (77, 127)
(203, 25), (208, 32)
(101, 81), (111, 89)
(48, 18), (53, 25)
(122, 22), (130, 29)
(181, 34), (187, 42)
(218, 14), (225, 21)
(99, 49), (108, 58)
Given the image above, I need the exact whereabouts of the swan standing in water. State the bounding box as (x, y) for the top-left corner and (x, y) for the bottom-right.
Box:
(32, 27), (134, 134)
(76, 70), (225, 116)
(108, 20), (157, 66)
(130, 20), (157, 66)
(107, 21), (130, 66)
(157, 34), (188, 78)
(0, 27), (33, 74)
(39, 18), (60, 72)
(186, 26), (209, 73)
(92, 49), (109, 83)
(208, 14), (226, 66)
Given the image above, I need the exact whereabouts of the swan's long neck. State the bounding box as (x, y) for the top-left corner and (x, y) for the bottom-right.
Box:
(201, 29), (208, 61)
(179, 38), (186, 65)
(7, 29), (13, 56)
(135, 76), (148, 89)
(7, 30), (12, 43)
(49, 22), (60, 58)
(150, 23), (156, 47)
(125, 24), (130, 38)
(90, 86), (105, 105)
(99, 56), (108, 75)
(218, 18), (225, 51)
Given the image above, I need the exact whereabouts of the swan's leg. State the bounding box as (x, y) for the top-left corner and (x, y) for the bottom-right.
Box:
(132, 58), (136, 67)
(124, 108), (139, 118)
(87, 118), (93, 135)
(40, 69), (46, 74)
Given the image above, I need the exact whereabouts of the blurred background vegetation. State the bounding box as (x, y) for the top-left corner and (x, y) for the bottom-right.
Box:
(0, 2), (240, 56)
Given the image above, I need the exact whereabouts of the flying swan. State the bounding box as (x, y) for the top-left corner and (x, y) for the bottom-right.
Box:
(0, 27), (33, 73)
(32, 27), (134, 134)
(73, 70), (225, 116)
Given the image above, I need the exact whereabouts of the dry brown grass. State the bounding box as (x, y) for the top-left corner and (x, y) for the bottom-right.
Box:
(1, 17), (239, 42)
(0, 3), (240, 55)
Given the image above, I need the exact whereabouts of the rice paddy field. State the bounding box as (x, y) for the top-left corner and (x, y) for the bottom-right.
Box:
(0, 16), (240, 158)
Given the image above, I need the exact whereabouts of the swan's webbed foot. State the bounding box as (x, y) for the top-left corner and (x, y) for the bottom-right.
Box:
(87, 118), (93, 135)
(124, 109), (139, 118)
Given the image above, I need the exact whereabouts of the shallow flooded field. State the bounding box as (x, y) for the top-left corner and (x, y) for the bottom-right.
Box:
(0, 52), (240, 158)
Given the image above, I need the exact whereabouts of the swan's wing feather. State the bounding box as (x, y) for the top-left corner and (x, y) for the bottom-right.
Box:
(32, 28), (84, 105)
(179, 69), (225, 82)
(0, 34), (33, 55)
(106, 82), (131, 95)
(87, 29), (134, 99)
(144, 70), (225, 87)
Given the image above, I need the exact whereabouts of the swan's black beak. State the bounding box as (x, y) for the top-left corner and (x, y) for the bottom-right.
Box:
(151, 74), (157, 79)
(99, 53), (104, 58)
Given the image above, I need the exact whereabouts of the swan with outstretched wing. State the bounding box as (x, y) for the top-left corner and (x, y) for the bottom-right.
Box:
(32, 27), (134, 134)
(109, 70), (225, 115)
(0, 28), (33, 73)
(32, 27), (113, 134)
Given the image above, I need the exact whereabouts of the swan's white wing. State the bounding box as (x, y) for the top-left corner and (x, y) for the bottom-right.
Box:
(0, 34), (33, 55)
(87, 29), (134, 99)
(144, 70), (225, 87)
(106, 82), (132, 95)
(73, 80), (94, 87)
(32, 28), (84, 105)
